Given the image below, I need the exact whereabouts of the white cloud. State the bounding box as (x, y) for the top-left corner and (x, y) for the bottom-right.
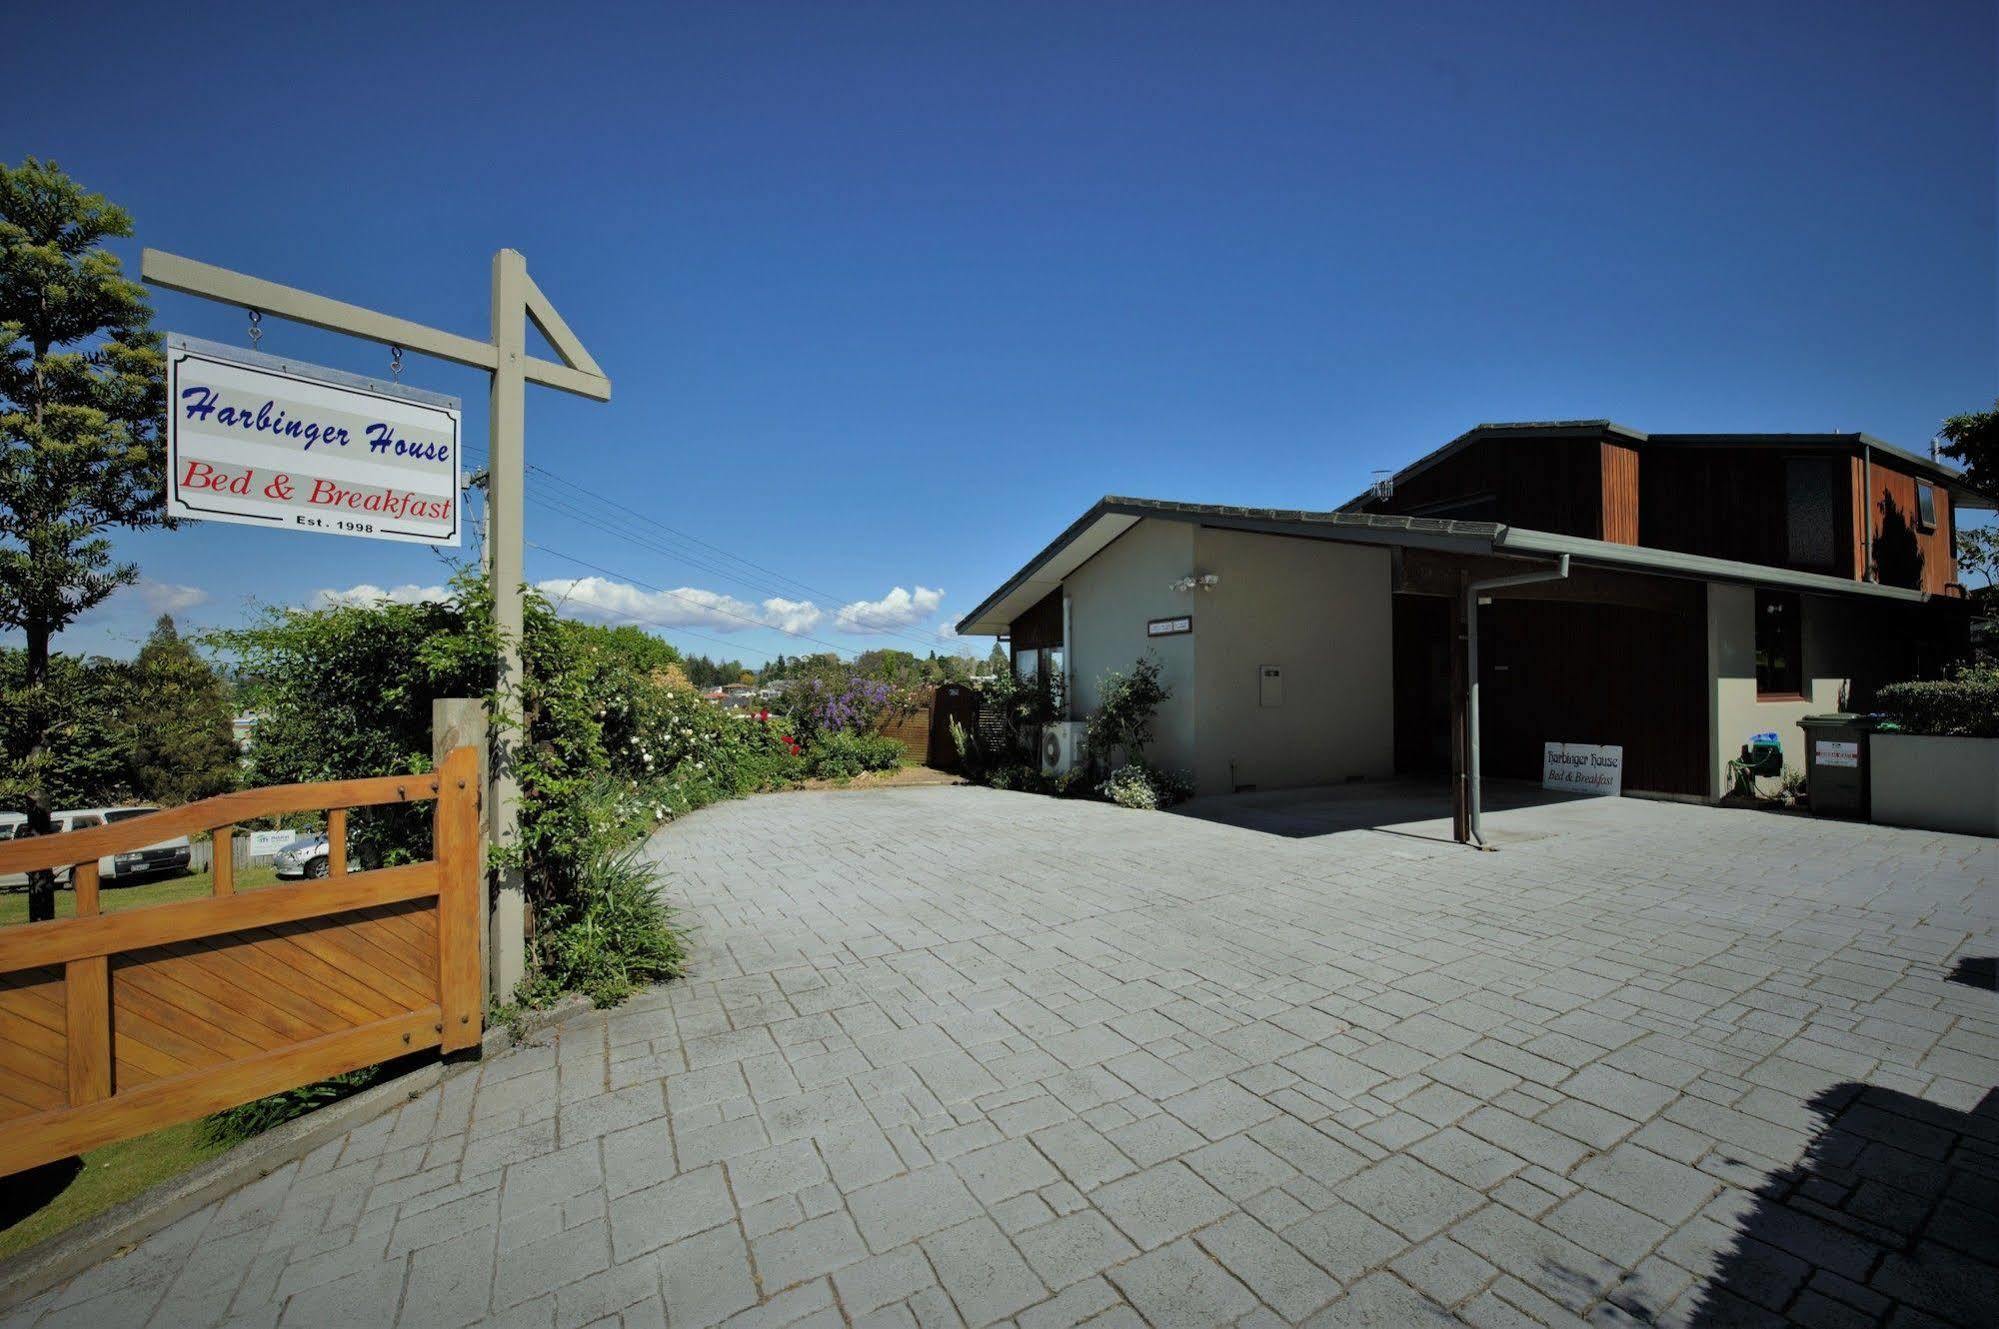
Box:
(311, 583), (451, 609)
(535, 576), (825, 634)
(136, 580), (210, 614)
(835, 585), (945, 634)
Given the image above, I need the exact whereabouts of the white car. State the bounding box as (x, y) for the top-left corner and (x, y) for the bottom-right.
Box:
(0, 807), (193, 888)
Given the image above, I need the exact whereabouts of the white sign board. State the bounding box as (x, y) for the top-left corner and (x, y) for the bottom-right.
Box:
(1543, 742), (1624, 796)
(166, 335), (461, 545)
(247, 829), (301, 856)
(1815, 740), (1859, 769)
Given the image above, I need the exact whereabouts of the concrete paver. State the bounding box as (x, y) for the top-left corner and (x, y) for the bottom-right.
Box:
(4, 785), (1994, 1327)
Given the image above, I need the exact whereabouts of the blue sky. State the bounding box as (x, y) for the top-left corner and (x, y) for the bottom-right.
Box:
(12, 1), (1994, 664)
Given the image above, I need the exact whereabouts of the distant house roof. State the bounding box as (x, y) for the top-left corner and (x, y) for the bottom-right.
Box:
(955, 494), (1938, 636)
(1339, 420), (1995, 513)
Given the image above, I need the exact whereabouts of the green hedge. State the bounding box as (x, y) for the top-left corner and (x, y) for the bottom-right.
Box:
(1876, 668), (1999, 739)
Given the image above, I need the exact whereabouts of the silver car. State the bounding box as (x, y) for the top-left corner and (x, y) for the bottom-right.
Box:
(273, 834), (332, 880)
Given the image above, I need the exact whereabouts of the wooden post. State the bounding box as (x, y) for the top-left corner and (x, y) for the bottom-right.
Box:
(432, 700), (491, 1002)
(212, 827), (234, 895)
(434, 746), (483, 1053)
(488, 251), (530, 1005)
(327, 810), (348, 877)
(65, 862), (111, 1106)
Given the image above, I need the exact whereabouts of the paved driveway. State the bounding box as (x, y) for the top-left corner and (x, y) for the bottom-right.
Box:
(7, 788), (1995, 1328)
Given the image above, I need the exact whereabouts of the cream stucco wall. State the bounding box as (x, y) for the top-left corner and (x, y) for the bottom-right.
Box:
(1063, 518), (1199, 777)
(1707, 584), (1864, 797)
(1061, 519), (1395, 797)
(1190, 528), (1395, 795)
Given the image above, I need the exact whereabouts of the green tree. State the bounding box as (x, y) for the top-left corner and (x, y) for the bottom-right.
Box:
(0, 648), (132, 809)
(0, 159), (166, 920)
(127, 615), (239, 805)
(1958, 525), (1999, 591)
(984, 643), (1007, 674)
(1939, 401), (1999, 495)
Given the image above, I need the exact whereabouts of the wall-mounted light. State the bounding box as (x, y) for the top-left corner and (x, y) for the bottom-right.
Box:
(1170, 573), (1222, 592)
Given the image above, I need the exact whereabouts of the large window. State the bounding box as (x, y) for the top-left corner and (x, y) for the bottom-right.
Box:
(1755, 590), (1803, 699)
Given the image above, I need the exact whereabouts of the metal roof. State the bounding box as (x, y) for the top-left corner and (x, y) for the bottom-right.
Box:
(954, 494), (1936, 636)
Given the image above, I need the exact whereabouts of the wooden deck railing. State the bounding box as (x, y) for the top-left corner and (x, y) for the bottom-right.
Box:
(0, 747), (481, 1176)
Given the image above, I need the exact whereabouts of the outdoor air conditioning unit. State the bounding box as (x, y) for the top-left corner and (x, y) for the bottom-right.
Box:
(1041, 721), (1088, 778)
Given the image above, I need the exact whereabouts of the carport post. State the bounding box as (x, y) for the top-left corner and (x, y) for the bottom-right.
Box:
(1451, 574), (1469, 844)
(1464, 555), (1570, 847)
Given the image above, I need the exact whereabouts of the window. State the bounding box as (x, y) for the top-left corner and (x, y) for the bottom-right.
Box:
(1784, 458), (1837, 569)
(1915, 483), (1937, 532)
(1011, 644), (1065, 714)
(1755, 590), (1803, 698)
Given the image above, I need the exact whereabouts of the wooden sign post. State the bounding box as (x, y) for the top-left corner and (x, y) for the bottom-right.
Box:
(141, 248), (611, 1002)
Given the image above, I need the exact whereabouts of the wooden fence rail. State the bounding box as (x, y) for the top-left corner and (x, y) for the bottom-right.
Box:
(0, 748), (482, 1177)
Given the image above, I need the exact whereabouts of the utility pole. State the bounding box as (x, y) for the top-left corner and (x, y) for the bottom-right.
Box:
(141, 248), (610, 1002)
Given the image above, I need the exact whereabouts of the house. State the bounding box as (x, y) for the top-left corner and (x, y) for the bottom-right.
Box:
(955, 421), (1988, 805)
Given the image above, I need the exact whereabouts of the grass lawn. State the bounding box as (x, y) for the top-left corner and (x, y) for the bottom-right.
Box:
(0, 1122), (234, 1263)
(0, 863), (287, 927)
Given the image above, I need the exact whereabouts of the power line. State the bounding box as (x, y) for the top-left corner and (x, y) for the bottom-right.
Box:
(526, 540), (861, 655)
(462, 444), (966, 655)
(463, 444), (831, 604)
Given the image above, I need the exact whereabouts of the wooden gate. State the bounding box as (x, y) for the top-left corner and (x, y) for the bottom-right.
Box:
(0, 747), (482, 1177)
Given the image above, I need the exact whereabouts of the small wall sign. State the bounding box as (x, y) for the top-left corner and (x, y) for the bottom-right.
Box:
(1543, 742), (1624, 796)
(1147, 615), (1193, 637)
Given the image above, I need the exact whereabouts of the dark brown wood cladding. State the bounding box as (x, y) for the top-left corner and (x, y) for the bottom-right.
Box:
(1008, 588), (1065, 649)
(1361, 436), (1609, 537)
(1393, 578), (1710, 798)
(1640, 446), (1857, 575)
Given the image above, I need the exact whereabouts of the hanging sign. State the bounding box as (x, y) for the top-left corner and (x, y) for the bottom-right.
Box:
(165, 334), (461, 546)
(1542, 742), (1623, 796)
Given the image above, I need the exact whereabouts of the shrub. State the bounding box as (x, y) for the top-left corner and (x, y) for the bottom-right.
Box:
(806, 730), (904, 780)
(519, 829), (685, 1008)
(1099, 763), (1193, 811)
(1875, 663), (1999, 738)
(1086, 656), (1169, 769)
(782, 668), (920, 747)
(213, 567), (794, 1005)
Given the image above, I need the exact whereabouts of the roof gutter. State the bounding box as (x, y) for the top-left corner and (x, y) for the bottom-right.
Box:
(1493, 528), (1929, 603)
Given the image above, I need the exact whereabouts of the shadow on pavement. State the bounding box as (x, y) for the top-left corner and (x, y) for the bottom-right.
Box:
(1678, 1083), (1997, 1326)
(1168, 777), (1593, 844)
(1946, 956), (1995, 991)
